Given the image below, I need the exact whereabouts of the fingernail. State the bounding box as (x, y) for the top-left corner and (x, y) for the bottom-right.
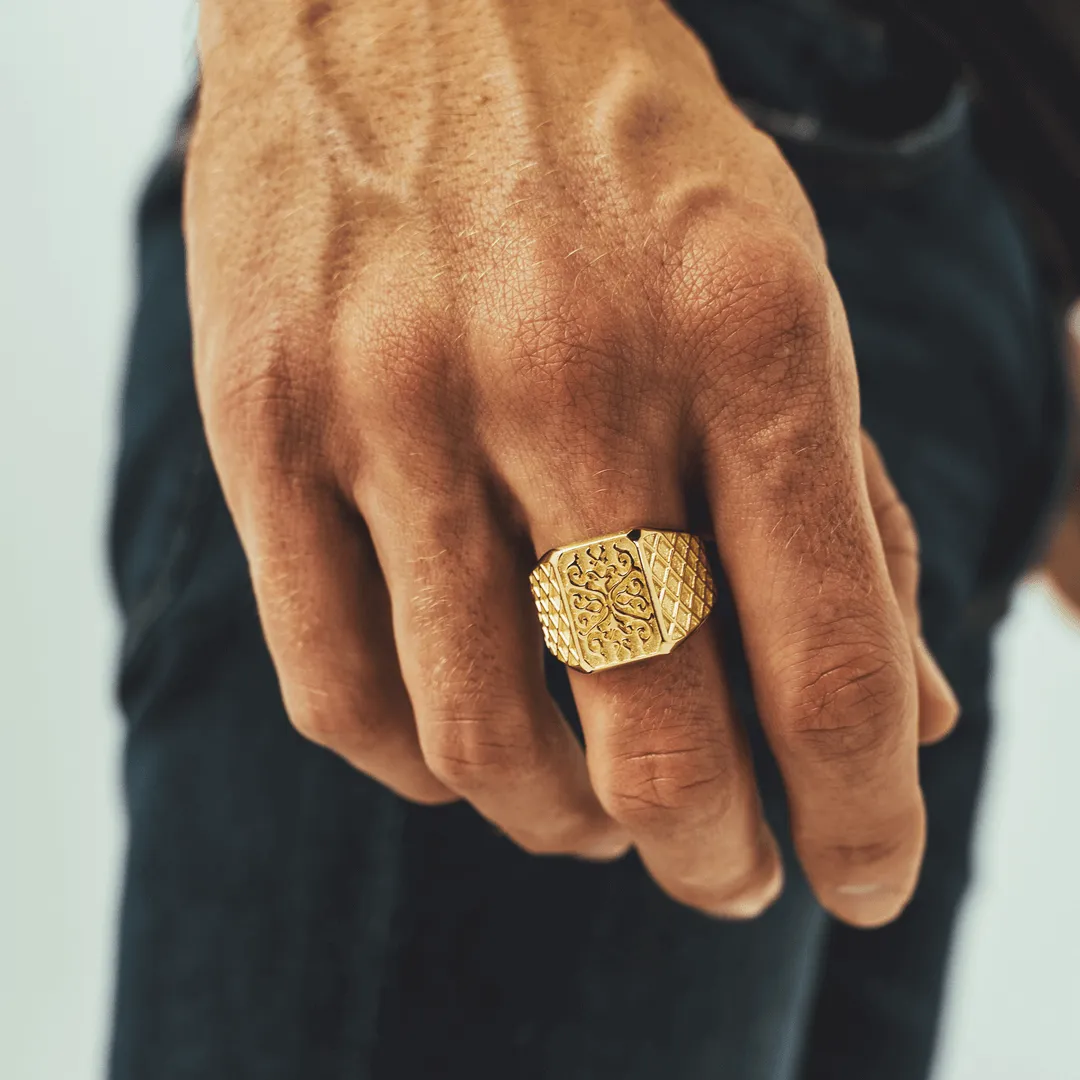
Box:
(709, 829), (785, 920)
(832, 882), (907, 927)
(916, 636), (960, 715)
(717, 862), (785, 920)
(577, 834), (633, 863)
(836, 882), (884, 897)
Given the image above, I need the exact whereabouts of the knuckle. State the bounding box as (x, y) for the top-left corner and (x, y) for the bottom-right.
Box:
(806, 803), (925, 880)
(669, 222), (850, 446)
(420, 704), (534, 792)
(281, 667), (395, 760)
(212, 351), (296, 424)
(778, 633), (914, 750)
(734, 230), (833, 332)
(287, 695), (366, 754)
(598, 740), (730, 828)
(676, 222), (833, 366)
(203, 327), (331, 485)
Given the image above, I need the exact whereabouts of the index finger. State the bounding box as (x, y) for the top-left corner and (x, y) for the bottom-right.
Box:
(694, 266), (924, 928)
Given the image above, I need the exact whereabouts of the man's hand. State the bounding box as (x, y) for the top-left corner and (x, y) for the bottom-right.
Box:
(1043, 305), (1080, 614)
(187, 0), (958, 926)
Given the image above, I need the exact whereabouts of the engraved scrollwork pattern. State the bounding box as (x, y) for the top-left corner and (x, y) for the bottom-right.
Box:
(560, 540), (659, 665)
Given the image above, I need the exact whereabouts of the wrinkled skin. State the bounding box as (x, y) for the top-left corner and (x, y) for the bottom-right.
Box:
(187, 0), (959, 927)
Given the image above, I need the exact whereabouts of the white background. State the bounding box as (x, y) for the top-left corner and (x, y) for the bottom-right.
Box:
(1, 2), (1077, 1078)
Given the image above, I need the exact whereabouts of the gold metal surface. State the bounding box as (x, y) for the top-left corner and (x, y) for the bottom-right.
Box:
(529, 529), (716, 673)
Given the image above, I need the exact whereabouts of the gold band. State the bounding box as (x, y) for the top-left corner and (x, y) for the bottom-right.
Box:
(530, 529), (717, 673)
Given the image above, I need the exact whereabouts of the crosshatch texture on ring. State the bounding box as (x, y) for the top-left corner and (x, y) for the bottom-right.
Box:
(529, 530), (717, 673)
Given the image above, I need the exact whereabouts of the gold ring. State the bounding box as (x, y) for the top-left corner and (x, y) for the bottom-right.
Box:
(530, 529), (717, 673)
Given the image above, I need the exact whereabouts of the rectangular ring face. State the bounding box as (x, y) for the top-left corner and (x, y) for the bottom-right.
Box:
(553, 535), (664, 672)
(531, 530), (716, 673)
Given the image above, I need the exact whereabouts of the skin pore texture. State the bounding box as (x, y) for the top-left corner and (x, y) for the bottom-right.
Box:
(187, 0), (959, 928)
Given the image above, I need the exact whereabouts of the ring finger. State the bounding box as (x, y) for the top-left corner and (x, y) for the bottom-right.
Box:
(513, 446), (783, 917)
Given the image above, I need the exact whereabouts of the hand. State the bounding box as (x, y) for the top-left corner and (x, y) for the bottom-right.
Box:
(1043, 303), (1080, 615)
(187, 0), (959, 926)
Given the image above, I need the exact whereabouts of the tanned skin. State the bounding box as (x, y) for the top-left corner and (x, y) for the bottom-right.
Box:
(1044, 309), (1080, 616)
(187, 0), (959, 927)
